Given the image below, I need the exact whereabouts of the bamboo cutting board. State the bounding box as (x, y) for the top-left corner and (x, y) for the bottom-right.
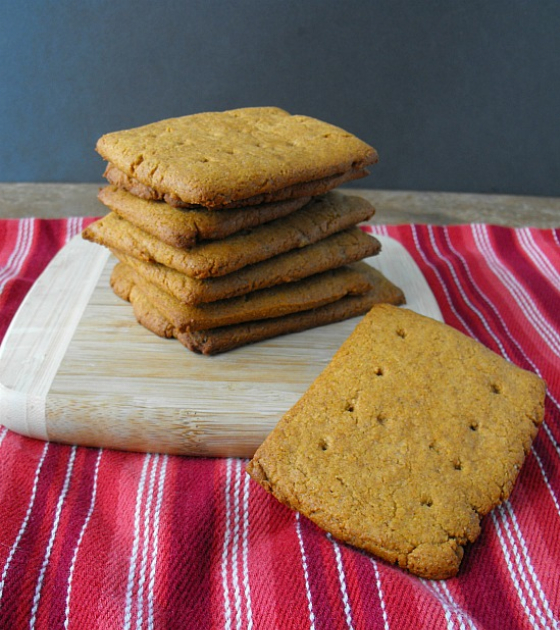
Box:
(0, 235), (442, 458)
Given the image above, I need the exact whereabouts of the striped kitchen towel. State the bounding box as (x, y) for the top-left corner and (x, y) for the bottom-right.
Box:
(0, 218), (558, 629)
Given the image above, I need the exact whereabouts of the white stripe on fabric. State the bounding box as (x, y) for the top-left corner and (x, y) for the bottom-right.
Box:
(231, 460), (244, 630)
(295, 513), (316, 630)
(241, 462), (253, 630)
(427, 226), (509, 356)
(221, 458), (233, 630)
(0, 217), (32, 286)
(64, 448), (103, 630)
(506, 499), (560, 630)
(65, 218), (75, 244)
(367, 225), (390, 238)
(0, 218), (34, 289)
(472, 224), (560, 357)
(65, 218), (85, 244)
(135, 454), (160, 630)
(0, 442), (49, 607)
(490, 511), (543, 630)
(123, 454), (152, 630)
(220, 460), (254, 630)
(410, 226), (475, 335)
(75, 218), (85, 240)
(422, 580), (459, 630)
(542, 421), (560, 461)
(29, 445), (77, 629)
(531, 446), (560, 519)
(329, 535), (354, 629)
(518, 229), (560, 292)
(440, 581), (478, 630)
(0, 427), (7, 449)
(371, 561), (389, 630)
(441, 228), (541, 364)
(147, 455), (168, 630)
(498, 502), (558, 629)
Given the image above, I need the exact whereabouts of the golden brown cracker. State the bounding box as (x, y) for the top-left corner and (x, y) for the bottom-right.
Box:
(120, 270), (406, 354)
(96, 107), (377, 208)
(103, 162), (370, 210)
(247, 305), (546, 579)
(111, 261), (377, 331)
(84, 192), (376, 278)
(109, 228), (381, 305)
(98, 185), (311, 248)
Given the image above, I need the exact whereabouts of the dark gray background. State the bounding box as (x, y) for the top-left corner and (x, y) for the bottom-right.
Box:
(1, 1), (558, 196)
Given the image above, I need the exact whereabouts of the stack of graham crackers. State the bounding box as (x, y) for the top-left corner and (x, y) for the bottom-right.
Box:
(83, 107), (405, 354)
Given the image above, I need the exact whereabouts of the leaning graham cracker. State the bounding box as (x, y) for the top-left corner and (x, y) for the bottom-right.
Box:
(103, 162), (369, 210)
(111, 261), (376, 331)
(98, 185), (311, 248)
(96, 107), (378, 209)
(113, 268), (405, 354)
(109, 228), (381, 305)
(247, 305), (546, 579)
(83, 192), (375, 279)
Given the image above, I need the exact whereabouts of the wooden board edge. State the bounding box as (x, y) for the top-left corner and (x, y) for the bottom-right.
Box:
(0, 236), (110, 439)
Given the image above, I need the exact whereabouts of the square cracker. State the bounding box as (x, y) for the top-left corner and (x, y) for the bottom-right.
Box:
(112, 267), (406, 355)
(247, 305), (546, 579)
(96, 107), (378, 208)
(103, 162), (369, 210)
(83, 192), (375, 279)
(110, 261), (380, 331)
(109, 228), (381, 305)
(98, 185), (311, 248)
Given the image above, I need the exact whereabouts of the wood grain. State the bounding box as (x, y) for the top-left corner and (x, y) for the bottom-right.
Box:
(0, 236), (442, 457)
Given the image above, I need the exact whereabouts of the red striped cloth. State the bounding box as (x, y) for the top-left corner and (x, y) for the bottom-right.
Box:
(0, 218), (559, 630)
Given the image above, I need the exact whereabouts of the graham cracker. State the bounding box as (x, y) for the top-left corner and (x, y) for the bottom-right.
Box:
(110, 261), (378, 331)
(83, 192), (376, 279)
(103, 162), (369, 210)
(98, 185), (311, 248)
(96, 107), (378, 208)
(109, 228), (381, 305)
(247, 304), (546, 579)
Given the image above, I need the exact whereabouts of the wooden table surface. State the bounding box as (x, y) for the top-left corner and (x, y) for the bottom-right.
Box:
(0, 183), (559, 227)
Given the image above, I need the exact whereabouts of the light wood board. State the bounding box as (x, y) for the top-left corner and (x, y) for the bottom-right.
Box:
(0, 235), (442, 457)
